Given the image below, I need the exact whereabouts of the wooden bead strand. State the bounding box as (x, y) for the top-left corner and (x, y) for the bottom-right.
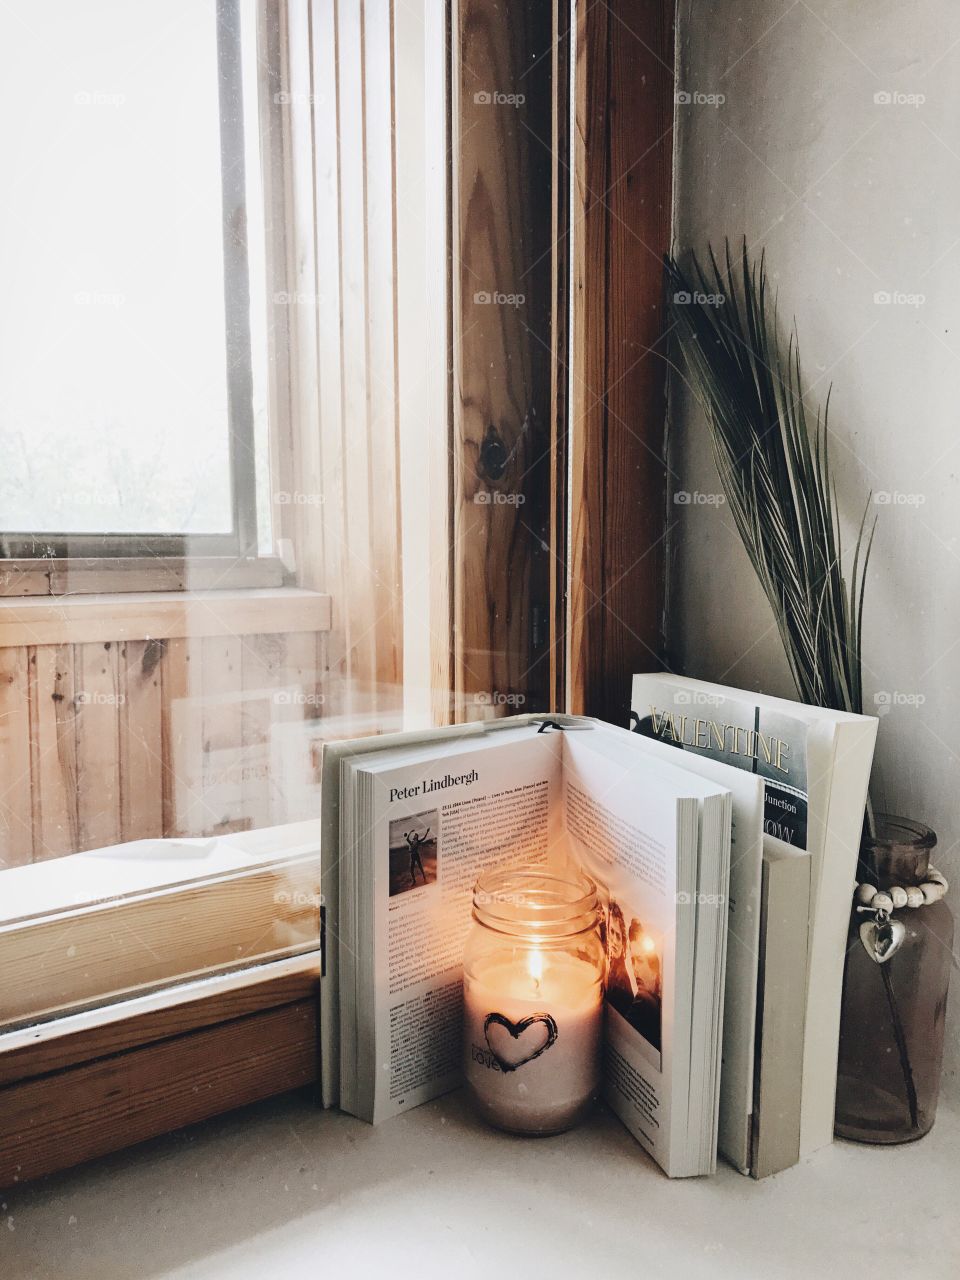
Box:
(854, 868), (949, 910)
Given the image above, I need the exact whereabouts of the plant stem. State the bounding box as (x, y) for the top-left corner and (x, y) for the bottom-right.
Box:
(880, 960), (919, 1130)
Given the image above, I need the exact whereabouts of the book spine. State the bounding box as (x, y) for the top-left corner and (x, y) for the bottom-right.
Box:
(798, 717), (877, 1157)
(751, 845), (810, 1178)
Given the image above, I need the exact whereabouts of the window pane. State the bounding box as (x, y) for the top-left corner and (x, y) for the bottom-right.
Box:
(0, 0), (560, 896)
(0, 0), (235, 536)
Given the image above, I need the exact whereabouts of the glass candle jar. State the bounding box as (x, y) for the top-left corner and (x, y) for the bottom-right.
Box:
(463, 866), (604, 1135)
(835, 816), (953, 1143)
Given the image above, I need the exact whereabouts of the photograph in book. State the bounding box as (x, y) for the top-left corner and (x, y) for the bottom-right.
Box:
(357, 730), (562, 1124)
(388, 810), (439, 897)
(603, 895), (663, 1064)
(560, 730), (695, 1169)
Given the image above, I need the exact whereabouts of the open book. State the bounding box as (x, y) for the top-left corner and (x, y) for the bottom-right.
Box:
(320, 715), (736, 1178)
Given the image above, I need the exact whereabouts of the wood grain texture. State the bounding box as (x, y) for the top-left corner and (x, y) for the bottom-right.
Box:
(200, 633), (245, 836)
(76, 640), (122, 851)
(47, 557), (285, 594)
(549, 0), (571, 714)
(0, 956), (320, 1086)
(160, 635), (197, 839)
(569, 0), (674, 723)
(0, 589), (331, 648)
(0, 648), (33, 868)
(452, 0), (558, 720)
(27, 644), (79, 860)
(240, 632), (287, 829)
(119, 640), (164, 843)
(0, 998), (318, 1188)
(0, 854), (321, 1028)
(0, 558), (285, 598)
(0, 624), (329, 864)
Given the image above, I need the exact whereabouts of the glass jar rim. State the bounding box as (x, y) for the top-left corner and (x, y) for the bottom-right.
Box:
(863, 813), (937, 853)
(472, 866), (599, 938)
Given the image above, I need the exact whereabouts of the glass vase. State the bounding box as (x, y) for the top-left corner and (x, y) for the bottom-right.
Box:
(835, 815), (953, 1143)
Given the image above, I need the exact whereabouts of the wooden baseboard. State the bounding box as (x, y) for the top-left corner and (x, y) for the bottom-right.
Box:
(0, 956), (320, 1188)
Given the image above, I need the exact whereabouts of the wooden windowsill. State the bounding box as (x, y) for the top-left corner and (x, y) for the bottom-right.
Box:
(0, 953), (321, 1189)
(0, 586), (332, 647)
(0, 819), (323, 1029)
(0, 822), (323, 1186)
(0, 951), (322, 1086)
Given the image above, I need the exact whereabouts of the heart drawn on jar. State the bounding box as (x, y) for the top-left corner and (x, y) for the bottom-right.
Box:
(483, 1011), (559, 1072)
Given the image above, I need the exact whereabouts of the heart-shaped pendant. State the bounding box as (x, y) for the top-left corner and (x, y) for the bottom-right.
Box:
(483, 1011), (559, 1072)
(859, 915), (906, 964)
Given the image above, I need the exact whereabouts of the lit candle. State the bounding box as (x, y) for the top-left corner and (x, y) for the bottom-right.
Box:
(463, 944), (603, 1134)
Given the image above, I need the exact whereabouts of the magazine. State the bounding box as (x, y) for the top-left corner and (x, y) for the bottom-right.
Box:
(630, 679), (809, 848)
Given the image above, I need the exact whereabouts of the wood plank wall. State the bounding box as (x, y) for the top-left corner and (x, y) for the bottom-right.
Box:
(0, 631), (327, 868)
(569, 0), (674, 723)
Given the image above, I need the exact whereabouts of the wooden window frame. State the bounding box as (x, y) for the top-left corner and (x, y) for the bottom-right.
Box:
(0, 955), (321, 1188)
(0, 586), (331, 648)
(450, 0), (567, 720)
(450, 0), (674, 723)
(567, 0), (674, 721)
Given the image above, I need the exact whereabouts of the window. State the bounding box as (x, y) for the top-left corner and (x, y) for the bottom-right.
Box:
(0, 0), (456, 872)
(0, 0), (271, 563)
(0, 0), (656, 1192)
(0, 0), (592, 873)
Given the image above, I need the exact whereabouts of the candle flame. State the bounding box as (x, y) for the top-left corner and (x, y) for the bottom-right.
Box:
(528, 948), (543, 993)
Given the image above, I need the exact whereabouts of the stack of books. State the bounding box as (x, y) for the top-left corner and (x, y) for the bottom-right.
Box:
(629, 674), (877, 1177)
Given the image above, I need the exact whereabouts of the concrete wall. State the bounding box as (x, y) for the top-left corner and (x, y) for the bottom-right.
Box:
(670, 0), (960, 1098)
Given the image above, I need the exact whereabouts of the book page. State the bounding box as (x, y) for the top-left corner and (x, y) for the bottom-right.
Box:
(559, 732), (683, 1170)
(355, 728), (563, 1122)
(613, 719), (766, 1173)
